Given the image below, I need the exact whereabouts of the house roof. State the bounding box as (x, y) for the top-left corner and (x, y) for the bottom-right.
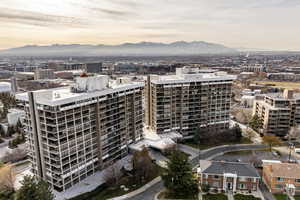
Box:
(201, 161), (260, 178)
(264, 163), (300, 179)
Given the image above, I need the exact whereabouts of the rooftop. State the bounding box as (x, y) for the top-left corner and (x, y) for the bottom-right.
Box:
(263, 163), (300, 179)
(151, 67), (236, 84)
(16, 75), (144, 106)
(264, 92), (300, 100)
(200, 160), (260, 178)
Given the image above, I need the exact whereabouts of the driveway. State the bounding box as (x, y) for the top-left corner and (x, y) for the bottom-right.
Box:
(178, 144), (199, 159)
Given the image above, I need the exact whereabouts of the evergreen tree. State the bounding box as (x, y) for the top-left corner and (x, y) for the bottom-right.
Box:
(249, 114), (263, 131)
(6, 126), (15, 137)
(16, 120), (23, 133)
(193, 126), (201, 145)
(162, 150), (198, 197)
(234, 124), (242, 141)
(0, 125), (5, 137)
(36, 180), (54, 200)
(15, 175), (54, 200)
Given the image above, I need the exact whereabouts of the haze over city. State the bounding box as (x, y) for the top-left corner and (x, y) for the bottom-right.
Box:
(1, 0), (300, 50)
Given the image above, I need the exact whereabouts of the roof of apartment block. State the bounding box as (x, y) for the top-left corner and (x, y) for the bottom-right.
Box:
(16, 82), (144, 106)
(263, 163), (300, 179)
(201, 161), (260, 178)
(264, 93), (300, 100)
(150, 71), (236, 85)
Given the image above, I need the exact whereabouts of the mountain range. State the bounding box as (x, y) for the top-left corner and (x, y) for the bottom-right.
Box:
(0, 41), (238, 57)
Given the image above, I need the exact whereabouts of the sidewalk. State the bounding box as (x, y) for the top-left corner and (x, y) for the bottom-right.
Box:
(109, 177), (162, 200)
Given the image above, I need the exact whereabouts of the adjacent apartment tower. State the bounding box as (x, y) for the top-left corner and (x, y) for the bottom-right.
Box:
(145, 66), (236, 136)
(16, 75), (144, 191)
(253, 89), (300, 137)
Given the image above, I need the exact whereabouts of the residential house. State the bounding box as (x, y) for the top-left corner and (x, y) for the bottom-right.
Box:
(198, 160), (260, 192)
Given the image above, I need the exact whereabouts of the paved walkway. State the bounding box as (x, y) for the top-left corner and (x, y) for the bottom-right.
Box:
(289, 195), (295, 200)
(259, 180), (276, 200)
(198, 192), (203, 200)
(109, 177), (162, 200)
(227, 192), (234, 200)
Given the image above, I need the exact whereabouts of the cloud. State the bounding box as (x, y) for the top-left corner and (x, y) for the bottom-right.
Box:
(0, 7), (87, 28)
(90, 7), (136, 19)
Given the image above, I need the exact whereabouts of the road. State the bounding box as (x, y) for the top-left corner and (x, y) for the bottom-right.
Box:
(128, 144), (266, 200)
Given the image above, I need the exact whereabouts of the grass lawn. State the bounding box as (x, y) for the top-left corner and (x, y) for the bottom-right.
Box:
(158, 190), (198, 200)
(181, 137), (252, 150)
(234, 194), (261, 200)
(70, 165), (164, 200)
(294, 196), (300, 200)
(273, 194), (288, 200)
(203, 193), (228, 200)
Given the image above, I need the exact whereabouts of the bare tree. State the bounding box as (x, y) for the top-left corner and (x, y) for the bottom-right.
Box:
(288, 126), (300, 141)
(234, 108), (252, 129)
(103, 161), (122, 187)
(0, 164), (16, 192)
(132, 148), (157, 184)
(2, 148), (27, 163)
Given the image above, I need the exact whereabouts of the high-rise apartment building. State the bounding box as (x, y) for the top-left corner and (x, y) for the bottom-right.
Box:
(253, 89), (300, 137)
(16, 75), (144, 191)
(145, 67), (236, 136)
(10, 76), (18, 94)
(85, 62), (103, 73)
(34, 69), (56, 80)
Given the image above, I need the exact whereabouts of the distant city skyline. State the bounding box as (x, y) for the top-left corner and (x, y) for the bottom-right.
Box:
(1, 0), (300, 51)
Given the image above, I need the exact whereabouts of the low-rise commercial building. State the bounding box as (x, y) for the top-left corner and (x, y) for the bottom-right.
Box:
(263, 162), (300, 195)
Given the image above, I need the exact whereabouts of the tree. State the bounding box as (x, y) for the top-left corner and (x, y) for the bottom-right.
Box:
(249, 114), (263, 131)
(0, 164), (15, 193)
(15, 175), (54, 200)
(233, 109), (252, 128)
(233, 124), (242, 141)
(287, 126), (300, 141)
(193, 126), (206, 145)
(162, 150), (198, 197)
(2, 148), (27, 163)
(6, 126), (15, 137)
(103, 161), (122, 186)
(201, 183), (210, 193)
(0, 124), (5, 137)
(132, 148), (157, 184)
(262, 135), (282, 151)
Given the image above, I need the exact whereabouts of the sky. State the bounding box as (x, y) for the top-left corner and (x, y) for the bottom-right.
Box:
(1, 0), (300, 50)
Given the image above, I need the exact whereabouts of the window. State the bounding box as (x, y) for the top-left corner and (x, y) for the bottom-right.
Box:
(275, 184), (284, 189)
(296, 179), (300, 183)
(277, 177), (284, 182)
(239, 184), (246, 189)
(214, 175), (219, 179)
